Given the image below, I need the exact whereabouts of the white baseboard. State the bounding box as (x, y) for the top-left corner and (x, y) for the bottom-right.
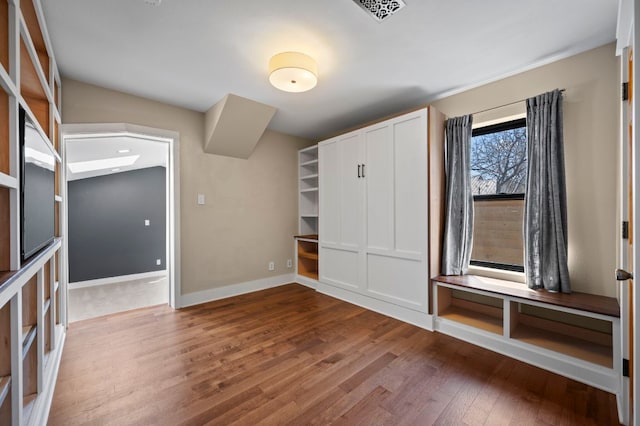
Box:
(179, 273), (295, 308)
(28, 325), (65, 426)
(69, 270), (167, 289)
(294, 275), (318, 289)
(316, 282), (434, 331)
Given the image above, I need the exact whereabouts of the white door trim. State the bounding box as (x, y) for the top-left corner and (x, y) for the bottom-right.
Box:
(60, 123), (182, 318)
(632, 3), (640, 422)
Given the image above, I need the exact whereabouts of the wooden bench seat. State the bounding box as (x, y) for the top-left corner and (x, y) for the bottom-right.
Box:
(431, 274), (621, 397)
(433, 274), (619, 318)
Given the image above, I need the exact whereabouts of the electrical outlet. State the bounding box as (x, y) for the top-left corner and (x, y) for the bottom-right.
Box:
(287, 259), (292, 268)
(268, 261), (275, 271)
(156, 259), (161, 265)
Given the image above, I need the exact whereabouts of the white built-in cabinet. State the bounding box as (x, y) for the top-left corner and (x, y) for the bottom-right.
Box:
(318, 108), (432, 328)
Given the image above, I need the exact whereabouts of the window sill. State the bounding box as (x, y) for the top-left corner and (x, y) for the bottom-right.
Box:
(467, 265), (525, 284)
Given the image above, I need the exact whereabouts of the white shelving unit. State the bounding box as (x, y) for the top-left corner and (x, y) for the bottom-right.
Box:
(298, 145), (319, 235)
(295, 145), (319, 287)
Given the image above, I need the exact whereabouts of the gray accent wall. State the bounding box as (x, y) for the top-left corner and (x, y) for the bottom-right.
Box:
(68, 166), (166, 282)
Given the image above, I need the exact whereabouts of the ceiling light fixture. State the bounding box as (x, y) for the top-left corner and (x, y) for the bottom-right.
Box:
(117, 149), (131, 154)
(269, 52), (318, 93)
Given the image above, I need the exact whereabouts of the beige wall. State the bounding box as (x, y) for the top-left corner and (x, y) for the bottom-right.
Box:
(433, 43), (620, 297)
(62, 79), (312, 296)
(62, 42), (619, 298)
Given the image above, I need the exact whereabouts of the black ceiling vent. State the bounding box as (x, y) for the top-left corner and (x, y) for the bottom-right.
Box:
(352, 0), (406, 22)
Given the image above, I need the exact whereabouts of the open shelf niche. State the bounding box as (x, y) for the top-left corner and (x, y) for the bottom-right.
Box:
(0, 1), (9, 75)
(436, 286), (503, 335)
(509, 301), (613, 368)
(0, 301), (11, 424)
(296, 238), (318, 281)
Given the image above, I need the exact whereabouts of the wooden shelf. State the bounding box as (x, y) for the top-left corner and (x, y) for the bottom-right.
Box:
(0, 238), (62, 293)
(300, 159), (318, 166)
(300, 188), (318, 193)
(23, 393), (37, 422)
(301, 214), (318, 218)
(0, 376), (9, 407)
(294, 234), (318, 241)
(300, 174), (318, 180)
(0, 87), (9, 176)
(21, 325), (36, 358)
(0, 303), (10, 384)
(439, 305), (503, 335)
(0, 173), (17, 190)
(512, 324), (612, 368)
(298, 251), (318, 261)
(0, 187), (9, 273)
(0, 374), (9, 423)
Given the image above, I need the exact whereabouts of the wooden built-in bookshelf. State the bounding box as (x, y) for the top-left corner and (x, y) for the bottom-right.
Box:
(0, 1), (64, 424)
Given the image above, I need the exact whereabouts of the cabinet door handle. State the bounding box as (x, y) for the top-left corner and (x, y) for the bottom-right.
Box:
(357, 164), (361, 178)
(362, 164), (365, 178)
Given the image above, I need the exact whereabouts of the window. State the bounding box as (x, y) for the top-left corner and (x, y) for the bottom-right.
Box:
(470, 118), (526, 272)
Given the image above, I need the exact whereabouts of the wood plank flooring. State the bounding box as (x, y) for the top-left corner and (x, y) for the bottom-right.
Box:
(49, 284), (620, 425)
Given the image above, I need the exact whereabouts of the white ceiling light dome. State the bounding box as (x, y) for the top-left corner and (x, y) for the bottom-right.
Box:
(269, 52), (318, 93)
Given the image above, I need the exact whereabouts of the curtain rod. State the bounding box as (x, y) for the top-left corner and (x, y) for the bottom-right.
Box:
(471, 89), (566, 116)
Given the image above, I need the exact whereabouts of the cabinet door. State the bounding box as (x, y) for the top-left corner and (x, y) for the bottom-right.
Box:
(363, 110), (429, 311)
(319, 132), (364, 291)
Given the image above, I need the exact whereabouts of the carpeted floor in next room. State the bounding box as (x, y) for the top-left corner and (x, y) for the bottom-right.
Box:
(67, 274), (168, 322)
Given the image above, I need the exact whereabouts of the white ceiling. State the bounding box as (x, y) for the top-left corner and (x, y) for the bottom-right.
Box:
(42, 0), (618, 140)
(66, 136), (167, 181)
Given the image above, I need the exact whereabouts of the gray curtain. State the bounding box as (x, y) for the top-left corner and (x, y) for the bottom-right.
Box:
(442, 115), (474, 275)
(524, 89), (570, 293)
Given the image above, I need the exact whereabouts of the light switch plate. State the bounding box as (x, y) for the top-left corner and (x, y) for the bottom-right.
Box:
(197, 194), (205, 205)
(145, 219), (150, 226)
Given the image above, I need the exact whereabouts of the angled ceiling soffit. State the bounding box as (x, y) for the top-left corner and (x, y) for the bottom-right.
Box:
(204, 94), (277, 159)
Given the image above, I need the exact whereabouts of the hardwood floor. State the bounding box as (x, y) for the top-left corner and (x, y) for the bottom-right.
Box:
(49, 284), (620, 425)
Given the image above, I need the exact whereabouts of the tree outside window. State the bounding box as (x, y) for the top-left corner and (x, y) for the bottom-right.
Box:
(470, 118), (527, 272)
